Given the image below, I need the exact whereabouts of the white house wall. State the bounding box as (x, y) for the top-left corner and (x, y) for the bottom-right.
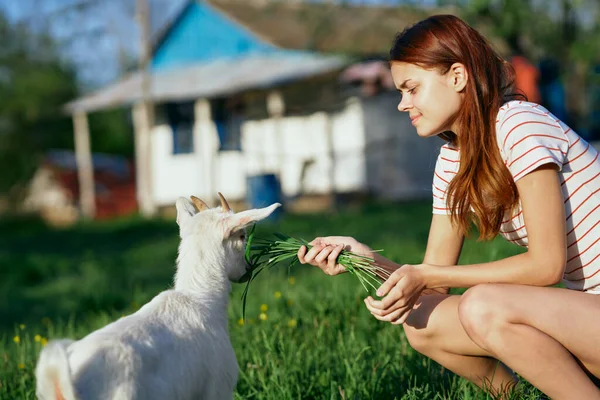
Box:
(242, 97), (365, 197)
(151, 97), (370, 206)
(330, 98), (366, 192)
(214, 151), (246, 200)
(151, 118), (248, 207)
(151, 124), (203, 206)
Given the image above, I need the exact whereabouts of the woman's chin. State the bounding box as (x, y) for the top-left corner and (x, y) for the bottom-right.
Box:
(415, 128), (435, 138)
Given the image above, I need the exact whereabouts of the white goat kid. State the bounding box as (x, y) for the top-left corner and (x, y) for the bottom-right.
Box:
(35, 193), (281, 400)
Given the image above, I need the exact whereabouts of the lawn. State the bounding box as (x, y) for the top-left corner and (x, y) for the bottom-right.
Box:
(0, 200), (544, 399)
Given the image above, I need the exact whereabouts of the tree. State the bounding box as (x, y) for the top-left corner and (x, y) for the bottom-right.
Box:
(0, 11), (78, 197)
(460, 0), (600, 136)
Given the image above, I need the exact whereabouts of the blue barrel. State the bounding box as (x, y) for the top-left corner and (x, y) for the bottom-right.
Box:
(246, 174), (283, 220)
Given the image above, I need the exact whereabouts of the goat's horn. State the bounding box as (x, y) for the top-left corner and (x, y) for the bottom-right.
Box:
(190, 196), (209, 212)
(218, 192), (231, 212)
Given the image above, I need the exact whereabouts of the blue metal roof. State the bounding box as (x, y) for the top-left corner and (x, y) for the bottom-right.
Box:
(151, 1), (280, 72)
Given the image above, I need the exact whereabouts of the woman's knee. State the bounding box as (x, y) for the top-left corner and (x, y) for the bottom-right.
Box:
(458, 284), (511, 345)
(403, 322), (436, 354)
(402, 296), (450, 355)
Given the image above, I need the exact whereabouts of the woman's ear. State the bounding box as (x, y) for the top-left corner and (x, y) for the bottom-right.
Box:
(448, 63), (468, 92)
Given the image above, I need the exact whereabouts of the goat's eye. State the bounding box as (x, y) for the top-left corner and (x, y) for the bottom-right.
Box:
(240, 234), (246, 241)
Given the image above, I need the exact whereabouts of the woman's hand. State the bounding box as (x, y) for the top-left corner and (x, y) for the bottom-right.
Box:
(364, 264), (427, 324)
(297, 236), (373, 276)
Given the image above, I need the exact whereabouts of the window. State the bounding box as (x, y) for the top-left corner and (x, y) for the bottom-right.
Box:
(166, 101), (195, 154)
(212, 97), (244, 151)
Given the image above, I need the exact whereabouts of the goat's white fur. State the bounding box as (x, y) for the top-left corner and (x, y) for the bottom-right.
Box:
(35, 196), (281, 400)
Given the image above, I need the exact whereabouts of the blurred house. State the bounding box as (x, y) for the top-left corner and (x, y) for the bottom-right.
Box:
(23, 151), (136, 225)
(64, 0), (457, 218)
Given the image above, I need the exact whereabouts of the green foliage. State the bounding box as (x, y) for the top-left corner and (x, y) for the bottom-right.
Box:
(487, 1), (598, 62)
(0, 200), (542, 399)
(457, 0), (600, 135)
(88, 109), (134, 157)
(0, 13), (78, 194)
(0, 10), (133, 198)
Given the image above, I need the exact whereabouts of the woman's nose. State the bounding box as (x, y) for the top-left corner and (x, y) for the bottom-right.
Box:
(398, 96), (412, 112)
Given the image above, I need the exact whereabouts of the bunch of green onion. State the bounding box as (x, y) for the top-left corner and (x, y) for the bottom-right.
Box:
(240, 225), (390, 319)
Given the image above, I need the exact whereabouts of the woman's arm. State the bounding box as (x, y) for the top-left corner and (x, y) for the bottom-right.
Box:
(297, 213), (464, 286)
(366, 164), (566, 324)
(376, 164), (566, 300)
(419, 164), (566, 290)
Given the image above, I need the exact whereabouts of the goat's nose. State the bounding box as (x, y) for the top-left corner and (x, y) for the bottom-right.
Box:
(238, 270), (251, 283)
(237, 265), (253, 283)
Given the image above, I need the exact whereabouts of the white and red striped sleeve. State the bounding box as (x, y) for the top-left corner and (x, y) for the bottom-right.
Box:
(432, 144), (458, 215)
(497, 105), (569, 182)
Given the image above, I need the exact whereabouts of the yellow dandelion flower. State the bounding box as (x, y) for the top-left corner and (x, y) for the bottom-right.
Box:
(18, 363), (25, 369)
(34, 334), (41, 342)
(41, 338), (48, 347)
(288, 277), (296, 285)
(287, 299), (294, 306)
(274, 291), (282, 299)
(259, 313), (268, 321)
(288, 319), (298, 328)
(19, 324), (25, 330)
(260, 304), (268, 312)
(237, 318), (245, 326)
(13, 336), (20, 344)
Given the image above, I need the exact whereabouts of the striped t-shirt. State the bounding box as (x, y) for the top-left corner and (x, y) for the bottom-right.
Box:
(432, 101), (600, 292)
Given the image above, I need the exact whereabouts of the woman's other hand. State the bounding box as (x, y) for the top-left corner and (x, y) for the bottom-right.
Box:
(364, 264), (427, 324)
(297, 236), (373, 276)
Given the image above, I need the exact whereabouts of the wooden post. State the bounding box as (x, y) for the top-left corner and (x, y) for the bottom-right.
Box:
(324, 111), (336, 210)
(266, 90), (285, 174)
(133, 102), (156, 216)
(195, 99), (215, 204)
(135, 0), (156, 217)
(73, 111), (95, 219)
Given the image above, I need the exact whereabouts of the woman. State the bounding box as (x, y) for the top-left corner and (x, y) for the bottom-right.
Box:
(297, 15), (600, 399)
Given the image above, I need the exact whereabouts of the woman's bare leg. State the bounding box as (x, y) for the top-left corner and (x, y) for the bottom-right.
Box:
(457, 284), (600, 400)
(403, 294), (518, 396)
(402, 286), (600, 399)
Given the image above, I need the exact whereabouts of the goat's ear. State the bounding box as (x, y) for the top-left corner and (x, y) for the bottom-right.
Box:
(175, 197), (198, 227)
(223, 202), (281, 237)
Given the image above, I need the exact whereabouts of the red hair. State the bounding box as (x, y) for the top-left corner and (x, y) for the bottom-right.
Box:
(390, 14), (524, 240)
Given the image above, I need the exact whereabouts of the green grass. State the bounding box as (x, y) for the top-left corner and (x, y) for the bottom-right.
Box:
(0, 200), (544, 399)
